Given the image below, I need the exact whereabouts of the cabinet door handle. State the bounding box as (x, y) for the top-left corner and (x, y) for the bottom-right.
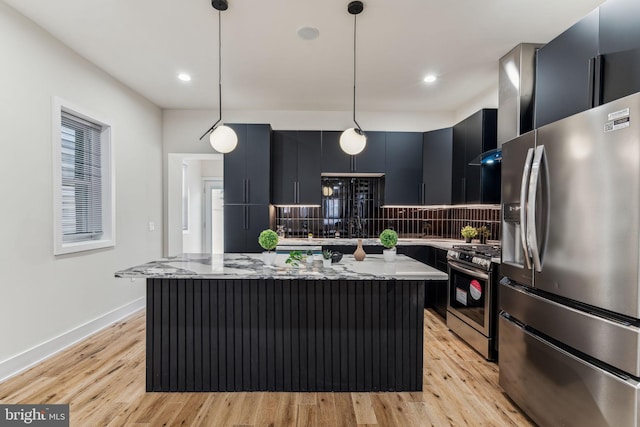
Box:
(244, 206), (249, 230)
(421, 183), (426, 204)
(242, 179), (247, 203)
(588, 56), (604, 108)
(293, 182), (297, 203)
(246, 180), (250, 203)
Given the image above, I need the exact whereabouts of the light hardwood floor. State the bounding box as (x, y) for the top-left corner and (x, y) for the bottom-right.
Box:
(0, 309), (534, 426)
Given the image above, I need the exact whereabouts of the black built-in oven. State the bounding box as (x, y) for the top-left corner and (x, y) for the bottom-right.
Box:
(446, 245), (499, 360)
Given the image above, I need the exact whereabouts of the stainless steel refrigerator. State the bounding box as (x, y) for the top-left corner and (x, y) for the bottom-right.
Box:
(500, 92), (640, 427)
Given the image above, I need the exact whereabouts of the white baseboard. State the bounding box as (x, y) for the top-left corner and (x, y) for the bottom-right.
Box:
(0, 297), (145, 383)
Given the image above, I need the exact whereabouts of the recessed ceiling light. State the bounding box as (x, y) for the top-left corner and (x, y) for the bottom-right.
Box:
(423, 74), (437, 83)
(177, 73), (192, 82)
(297, 26), (320, 41)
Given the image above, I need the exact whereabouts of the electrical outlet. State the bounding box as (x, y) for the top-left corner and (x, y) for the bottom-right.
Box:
(148, 221), (155, 231)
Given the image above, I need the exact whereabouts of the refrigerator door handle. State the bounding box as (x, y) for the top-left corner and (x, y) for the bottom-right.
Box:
(520, 148), (535, 269)
(527, 145), (545, 272)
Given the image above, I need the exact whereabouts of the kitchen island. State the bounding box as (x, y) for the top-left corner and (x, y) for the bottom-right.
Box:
(116, 253), (446, 393)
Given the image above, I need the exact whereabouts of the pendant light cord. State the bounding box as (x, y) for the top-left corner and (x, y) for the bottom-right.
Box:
(217, 10), (222, 125)
(352, 13), (363, 133)
(199, 10), (223, 140)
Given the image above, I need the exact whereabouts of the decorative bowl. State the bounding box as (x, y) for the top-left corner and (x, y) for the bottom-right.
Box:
(331, 252), (343, 263)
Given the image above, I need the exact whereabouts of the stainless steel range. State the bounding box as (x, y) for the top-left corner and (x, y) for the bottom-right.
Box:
(446, 244), (500, 360)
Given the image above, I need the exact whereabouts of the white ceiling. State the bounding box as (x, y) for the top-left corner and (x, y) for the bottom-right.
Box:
(5, 0), (605, 113)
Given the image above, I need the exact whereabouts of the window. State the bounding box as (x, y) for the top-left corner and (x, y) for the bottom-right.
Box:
(53, 97), (114, 255)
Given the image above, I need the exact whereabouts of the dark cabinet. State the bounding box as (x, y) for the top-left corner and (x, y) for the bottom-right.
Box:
(422, 128), (453, 205)
(272, 131), (322, 205)
(600, 48), (640, 105)
(224, 124), (271, 205)
(321, 130), (386, 173)
(400, 245), (448, 319)
(452, 110), (499, 204)
(599, 0), (640, 55)
(224, 204), (271, 253)
(598, 0), (640, 107)
(428, 247), (449, 319)
(534, 10), (600, 128)
(534, 0), (640, 125)
(384, 132), (423, 205)
(224, 124), (272, 253)
(320, 131), (350, 173)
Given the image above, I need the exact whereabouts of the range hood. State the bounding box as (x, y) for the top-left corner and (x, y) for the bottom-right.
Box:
(498, 43), (542, 147)
(472, 43), (543, 166)
(469, 148), (502, 165)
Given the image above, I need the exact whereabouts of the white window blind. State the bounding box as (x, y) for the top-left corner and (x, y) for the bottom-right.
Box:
(52, 97), (114, 255)
(60, 112), (104, 242)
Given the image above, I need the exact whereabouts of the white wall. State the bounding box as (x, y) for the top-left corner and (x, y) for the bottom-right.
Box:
(0, 3), (163, 376)
(453, 84), (499, 123)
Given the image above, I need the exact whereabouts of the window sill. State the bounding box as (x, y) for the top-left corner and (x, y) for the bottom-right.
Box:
(54, 238), (115, 256)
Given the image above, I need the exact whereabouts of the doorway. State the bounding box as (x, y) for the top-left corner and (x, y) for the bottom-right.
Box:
(204, 179), (224, 254)
(167, 153), (223, 256)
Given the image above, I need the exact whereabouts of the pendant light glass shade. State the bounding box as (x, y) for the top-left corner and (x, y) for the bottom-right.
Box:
(209, 125), (238, 153)
(340, 127), (367, 155)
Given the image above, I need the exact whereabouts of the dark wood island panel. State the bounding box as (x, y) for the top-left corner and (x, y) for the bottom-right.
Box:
(146, 278), (424, 392)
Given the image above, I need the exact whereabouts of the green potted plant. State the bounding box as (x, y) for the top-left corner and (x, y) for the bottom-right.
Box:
(461, 225), (477, 243)
(477, 225), (491, 244)
(258, 229), (279, 265)
(322, 249), (333, 268)
(306, 248), (314, 264)
(380, 229), (399, 262)
(285, 250), (304, 268)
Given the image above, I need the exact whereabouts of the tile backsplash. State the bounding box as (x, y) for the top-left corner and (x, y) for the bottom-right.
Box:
(275, 205), (501, 241)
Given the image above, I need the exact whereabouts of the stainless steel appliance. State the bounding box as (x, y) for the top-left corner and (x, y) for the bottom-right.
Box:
(447, 244), (500, 360)
(500, 93), (640, 427)
(498, 43), (542, 147)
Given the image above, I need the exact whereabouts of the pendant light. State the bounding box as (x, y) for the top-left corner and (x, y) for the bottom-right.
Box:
(199, 0), (237, 153)
(340, 1), (367, 156)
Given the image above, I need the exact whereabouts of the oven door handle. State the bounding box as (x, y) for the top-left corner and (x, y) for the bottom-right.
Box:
(448, 261), (489, 281)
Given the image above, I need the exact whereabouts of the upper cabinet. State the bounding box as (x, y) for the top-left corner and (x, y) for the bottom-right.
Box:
(384, 132), (423, 205)
(224, 124), (271, 205)
(271, 130), (322, 205)
(321, 130), (386, 174)
(599, 0), (640, 54)
(534, 0), (640, 127)
(452, 109), (499, 205)
(598, 0), (640, 106)
(534, 10), (599, 128)
(422, 128), (453, 205)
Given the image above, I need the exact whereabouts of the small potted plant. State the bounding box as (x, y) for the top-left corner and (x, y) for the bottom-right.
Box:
(461, 225), (477, 243)
(285, 250), (304, 268)
(258, 229), (279, 266)
(306, 249), (314, 264)
(477, 225), (491, 244)
(380, 228), (399, 262)
(322, 249), (333, 268)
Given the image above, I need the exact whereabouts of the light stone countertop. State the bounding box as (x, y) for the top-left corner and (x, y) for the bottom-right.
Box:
(115, 252), (448, 281)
